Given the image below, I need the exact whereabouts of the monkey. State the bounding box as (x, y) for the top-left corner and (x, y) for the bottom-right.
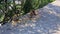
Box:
(29, 10), (37, 18)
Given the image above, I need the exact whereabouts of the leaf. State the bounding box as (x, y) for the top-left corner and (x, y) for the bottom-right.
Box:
(0, 12), (5, 22)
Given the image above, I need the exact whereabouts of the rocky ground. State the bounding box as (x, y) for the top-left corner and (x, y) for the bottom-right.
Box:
(0, 0), (60, 34)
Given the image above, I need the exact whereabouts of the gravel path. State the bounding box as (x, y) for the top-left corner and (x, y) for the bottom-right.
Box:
(0, 0), (60, 34)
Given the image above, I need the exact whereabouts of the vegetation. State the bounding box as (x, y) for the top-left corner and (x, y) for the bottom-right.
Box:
(0, 0), (55, 25)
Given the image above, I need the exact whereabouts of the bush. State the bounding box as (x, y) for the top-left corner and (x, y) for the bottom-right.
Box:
(0, 0), (54, 24)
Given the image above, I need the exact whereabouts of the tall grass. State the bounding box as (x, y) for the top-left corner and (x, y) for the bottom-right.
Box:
(38, 0), (55, 8)
(23, 0), (55, 14)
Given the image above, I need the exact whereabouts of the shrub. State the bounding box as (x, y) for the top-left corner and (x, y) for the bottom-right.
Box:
(0, 0), (55, 25)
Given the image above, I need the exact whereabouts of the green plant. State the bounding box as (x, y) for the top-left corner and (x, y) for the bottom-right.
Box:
(0, 0), (55, 25)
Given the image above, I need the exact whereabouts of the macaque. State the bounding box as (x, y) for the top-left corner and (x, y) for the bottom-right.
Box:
(30, 10), (37, 18)
(12, 10), (20, 21)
